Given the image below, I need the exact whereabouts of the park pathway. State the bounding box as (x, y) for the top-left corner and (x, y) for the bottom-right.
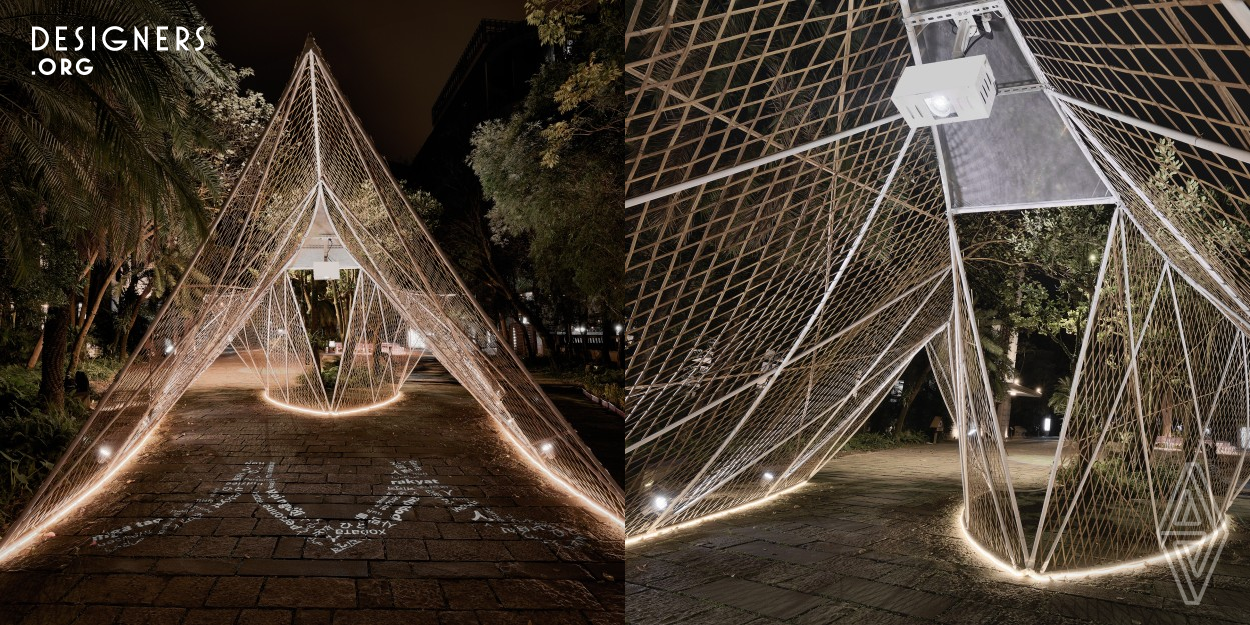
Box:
(628, 441), (1250, 625)
(0, 356), (623, 625)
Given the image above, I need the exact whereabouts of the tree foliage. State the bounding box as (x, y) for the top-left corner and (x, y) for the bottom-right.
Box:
(960, 205), (1112, 361)
(0, 1), (270, 409)
(470, 0), (626, 322)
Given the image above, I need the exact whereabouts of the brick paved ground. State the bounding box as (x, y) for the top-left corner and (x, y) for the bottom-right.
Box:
(627, 440), (1250, 625)
(0, 355), (624, 625)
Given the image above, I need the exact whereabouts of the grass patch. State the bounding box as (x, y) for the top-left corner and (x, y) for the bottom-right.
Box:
(535, 366), (628, 409)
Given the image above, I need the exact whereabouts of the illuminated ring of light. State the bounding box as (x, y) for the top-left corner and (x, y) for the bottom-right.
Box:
(956, 505), (1232, 581)
(0, 427), (162, 565)
(625, 481), (809, 546)
(261, 390), (404, 416)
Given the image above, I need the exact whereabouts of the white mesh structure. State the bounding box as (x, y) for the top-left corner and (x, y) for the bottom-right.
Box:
(233, 277), (331, 411)
(624, 0), (1250, 577)
(232, 270), (424, 415)
(0, 42), (624, 561)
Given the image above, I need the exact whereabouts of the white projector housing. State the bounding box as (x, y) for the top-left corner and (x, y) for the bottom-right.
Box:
(312, 261), (341, 281)
(891, 55), (996, 128)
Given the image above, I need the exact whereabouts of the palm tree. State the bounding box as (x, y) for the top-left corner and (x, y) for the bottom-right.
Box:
(0, 0), (231, 410)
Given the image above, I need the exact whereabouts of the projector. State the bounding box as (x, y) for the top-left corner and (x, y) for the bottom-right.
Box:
(891, 55), (996, 128)
(312, 261), (341, 281)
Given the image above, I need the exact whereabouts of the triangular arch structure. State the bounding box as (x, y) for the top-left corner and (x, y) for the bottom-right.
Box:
(622, 0), (1250, 578)
(0, 41), (624, 562)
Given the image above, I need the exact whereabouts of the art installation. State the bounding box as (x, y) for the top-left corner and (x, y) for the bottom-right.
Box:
(623, 0), (1250, 580)
(0, 39), (625, 563)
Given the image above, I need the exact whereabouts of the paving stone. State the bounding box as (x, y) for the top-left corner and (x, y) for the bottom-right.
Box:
(441, 580), (500, 610)
(258, 578), (357, 609)
(154, 558), (238, 576)
(0, 359), (622, 624)
(206, 577), (265, 608)
(238, 609), (294, 625)
(629, 442), (1250, 624)
(236, 559), (367, 578)
(64, 574), (167, 604)
(153, 576), (217, 607)
(328, 610), (440, 625)
(116, 607), (184, 625)
(385, 579), (440, 610)
(182, 609), (239, 625)
(685, 577), (824, 620)
(723, 540), (836, 565)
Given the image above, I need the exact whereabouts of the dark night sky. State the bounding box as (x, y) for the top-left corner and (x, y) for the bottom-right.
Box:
(196, 1), (525, 163)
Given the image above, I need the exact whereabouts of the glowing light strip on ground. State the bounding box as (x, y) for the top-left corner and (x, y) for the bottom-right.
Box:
(0, 427), (161, 565)
(487, 416), (626, 529)
(624, 481), (810, 546)
(956, 505), (1232, 581)
(261, 390), (404, 416)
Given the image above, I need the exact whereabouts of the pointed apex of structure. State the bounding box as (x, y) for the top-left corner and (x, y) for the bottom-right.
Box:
(302, 34), (322, 57)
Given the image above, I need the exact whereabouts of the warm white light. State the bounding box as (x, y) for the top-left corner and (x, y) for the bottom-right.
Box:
(262, 390), (403, 417)
(162, 338), (175, 356)
(956, 505), (1231, 582)
(0, 427), (160, 565)
(486, 410), (624, 528)
(97, 446), (112, 459)
(614, 324), (624, 333)
(653, 496), (669, 511)
(406, 328), (425, 350)
(520, 316), (529, 325)
(762, 471), (775, 481)
(627, 481), (808, 546)
(1089, 253), (1098, 262)
(924, 94), (954, 118)
(539, 441), (554, 455)
(1036, 387), (1042, 394)
(1043, 417), (1052, 433)
(891, 56), (995, 128)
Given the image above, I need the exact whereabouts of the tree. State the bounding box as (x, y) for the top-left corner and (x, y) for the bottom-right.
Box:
(469, 0), (626, 363)
(63, 57), (274, 373)
(957, 205), (1112, 435)
(0, 1), (246, 410)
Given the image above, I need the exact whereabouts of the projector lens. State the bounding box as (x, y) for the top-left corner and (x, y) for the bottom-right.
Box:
(924, 94), (955, 118)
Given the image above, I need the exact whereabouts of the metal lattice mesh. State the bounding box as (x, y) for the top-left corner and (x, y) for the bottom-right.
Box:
(625, 0), (961, 533)
(625, 0), (1250, 576)
(233, 270), (425, 414)
(233, 277), (331, 411)
(625, 0), (912, 199)
(1011, 0), (1250, 154)
(1034, 213), (1250, 572)
(0, 44), (623, 556)
(329, 275), (424, 413)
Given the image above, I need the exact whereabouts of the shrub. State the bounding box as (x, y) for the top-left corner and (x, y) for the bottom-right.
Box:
(844, 430), (929, 452)
(0, 366), (40, 415)
(0, 408), (85, 532)
(77, 357), (123, 383)
(0, 366), (89, 533)
(534, 365), (628, 409)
